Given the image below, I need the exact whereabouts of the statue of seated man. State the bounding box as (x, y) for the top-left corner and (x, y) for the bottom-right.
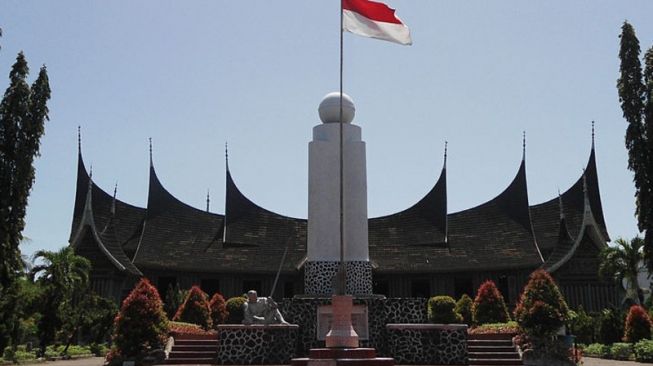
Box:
(242, 290), (289, 325)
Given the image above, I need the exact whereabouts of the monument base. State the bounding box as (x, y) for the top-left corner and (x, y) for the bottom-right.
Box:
(291, 348), (394, 366)
(325, 295), (359, 348)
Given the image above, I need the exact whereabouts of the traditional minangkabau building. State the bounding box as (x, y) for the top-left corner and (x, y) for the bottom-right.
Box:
(69, 130), (619, 312)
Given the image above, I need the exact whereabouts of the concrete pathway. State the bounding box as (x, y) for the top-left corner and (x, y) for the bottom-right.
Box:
(583, 357), (651, 366)
(20, 357), (104, 366)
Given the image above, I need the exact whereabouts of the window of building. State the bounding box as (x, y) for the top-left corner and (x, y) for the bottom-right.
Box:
(411, 279), (430, 298)
(373, 279), (390, 296)
(454, 277), (473, 299)
(242, 280), (262, 295)
(201, 279), (220, 297)
(158, 276), (177, 302)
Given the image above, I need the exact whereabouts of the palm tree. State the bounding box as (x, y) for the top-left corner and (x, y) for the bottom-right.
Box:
(30, 247), (91, 356)
(599, 237), (645, 306)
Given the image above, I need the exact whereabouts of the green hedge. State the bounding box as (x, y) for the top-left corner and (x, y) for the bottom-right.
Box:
(634, 340), (653, 363)
(610, 343), (634, 360)
(427, 296), (463, 324)
(583, 343), (610, 358)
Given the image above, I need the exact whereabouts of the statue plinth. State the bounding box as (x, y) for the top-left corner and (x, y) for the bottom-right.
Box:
(325, 295), (359, 348)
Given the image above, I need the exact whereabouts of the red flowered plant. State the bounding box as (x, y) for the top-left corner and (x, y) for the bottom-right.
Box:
(624, 305), (652, 343)
(209, 293), (228, 327)
(173, 285), (213, 330)
(111, 278), (169, 362)
(473, 280), (510, 325)
(514, 269), (569, 339)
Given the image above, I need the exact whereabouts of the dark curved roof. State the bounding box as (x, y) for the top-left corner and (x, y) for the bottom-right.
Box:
(131, 164), (225, 271)
(369, 163), (447, 247)
(70, 143), (608, 276)
(530, 147), (609, 257)
(368, 159), (543, 273)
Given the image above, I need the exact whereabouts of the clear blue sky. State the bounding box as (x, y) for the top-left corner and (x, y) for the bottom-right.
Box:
(2, 1), (652, 258)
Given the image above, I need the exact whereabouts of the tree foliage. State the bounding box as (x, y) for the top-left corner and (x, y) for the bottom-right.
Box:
(427, 296), (463, 324)
(624, 305), (652, 343)
(599, 237), (646, 305)
(30, 247), (91, 355)
(455, 294), (474, 325)
(209, 293), (228, 327)
(172, 285), (212, 330)
(618, 21), (653, 270)
(473, 280), (511, 325)
(514, 269), (570, 339)
(0, 52), (51, 289)
(112, 278), (168, 361)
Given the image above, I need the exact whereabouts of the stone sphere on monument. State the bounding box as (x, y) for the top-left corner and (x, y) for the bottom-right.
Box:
(318, 92), (355, 124)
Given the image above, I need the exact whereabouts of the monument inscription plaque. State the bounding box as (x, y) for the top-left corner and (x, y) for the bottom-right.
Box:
(317, 304), (369, 340)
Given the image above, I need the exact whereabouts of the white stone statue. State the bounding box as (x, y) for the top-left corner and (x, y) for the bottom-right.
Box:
(242, 290), (289, 325)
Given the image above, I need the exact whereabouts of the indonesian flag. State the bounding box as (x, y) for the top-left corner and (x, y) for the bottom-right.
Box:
(343, 0), (412, 46)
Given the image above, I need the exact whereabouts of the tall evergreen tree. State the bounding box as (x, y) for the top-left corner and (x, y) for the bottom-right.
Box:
(617, 22), (653, 269)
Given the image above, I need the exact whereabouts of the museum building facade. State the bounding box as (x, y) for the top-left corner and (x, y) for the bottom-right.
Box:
(68, 133), (619, 312)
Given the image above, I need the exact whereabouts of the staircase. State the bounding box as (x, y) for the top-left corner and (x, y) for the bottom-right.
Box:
(165, 333), (218, 365)
(468, 333), (522, 366)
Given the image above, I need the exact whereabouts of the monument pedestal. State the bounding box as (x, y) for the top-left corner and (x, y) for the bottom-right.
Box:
(325, 295), (359, 348)
(291, 295), (394, 366)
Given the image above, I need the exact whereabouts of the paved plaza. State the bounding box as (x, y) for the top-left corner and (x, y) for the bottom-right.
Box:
(15, 355), (653, 366)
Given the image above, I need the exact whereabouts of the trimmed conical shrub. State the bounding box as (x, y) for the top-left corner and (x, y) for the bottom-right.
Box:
(173, 286), (212, 330)
(514, 269), (569, 338)
(456, 294), (474, 325)
(473, 280), (510, 325)
(112, 278), (168, 360)
(624, 305), (652, 343)
(209, 293), (228, 327)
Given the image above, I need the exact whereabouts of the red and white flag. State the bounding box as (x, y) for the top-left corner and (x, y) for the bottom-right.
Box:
(342, 0), (412, 46)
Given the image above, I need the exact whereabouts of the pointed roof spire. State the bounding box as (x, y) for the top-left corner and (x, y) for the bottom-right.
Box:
(77, 126), (82, 155)
(591, 120), (595, 150)
(89, 164), (93, 179)
(206, 189), (210, 212)
(111, 182), (118, 216)
(149, 137), (153, 167)
(443, 141), (448, 168)
(557, 188), (565, 220)
(225, 141), (229, 171)
(522, 131), (526, 161)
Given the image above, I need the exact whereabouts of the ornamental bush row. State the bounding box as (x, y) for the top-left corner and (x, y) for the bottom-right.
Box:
(428, 280), (511, 325)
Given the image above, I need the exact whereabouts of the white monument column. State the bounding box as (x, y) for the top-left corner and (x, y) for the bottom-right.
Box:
(305, 92), (372, 296)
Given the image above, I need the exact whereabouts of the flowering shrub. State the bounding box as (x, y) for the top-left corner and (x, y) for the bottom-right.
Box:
(225, 296), (247, 324)
(427, 296), (463, 324)
(169, 321), (216, 336)
(209, 293), (228, 327)
(112, 278), (169, 362)
(173, 286), (212, 330)
(468, 321), (519, 335)
(455, 294), (473, 325)
(473, 280), (510, 325)
(624, 305), (652, 343)
(514, 269), (569, 338)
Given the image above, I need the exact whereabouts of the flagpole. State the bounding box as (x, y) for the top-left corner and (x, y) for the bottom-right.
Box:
(338, 0), (345, 296)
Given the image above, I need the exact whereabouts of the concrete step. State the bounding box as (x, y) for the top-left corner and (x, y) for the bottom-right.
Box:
(168, 351), (217, 359)
(469, 351), (520, 360)
(468, 339), (513, 347)
(165, 357), (215, 365)
(469, 345), (516, 353)
(309, 348), (377, 359)
(172, 339), (218, 346)
(469, 358), (523, 365)
(291, 357), (394, 366)
(171, 345), (216, 352)
(469, 333), (517, 341)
